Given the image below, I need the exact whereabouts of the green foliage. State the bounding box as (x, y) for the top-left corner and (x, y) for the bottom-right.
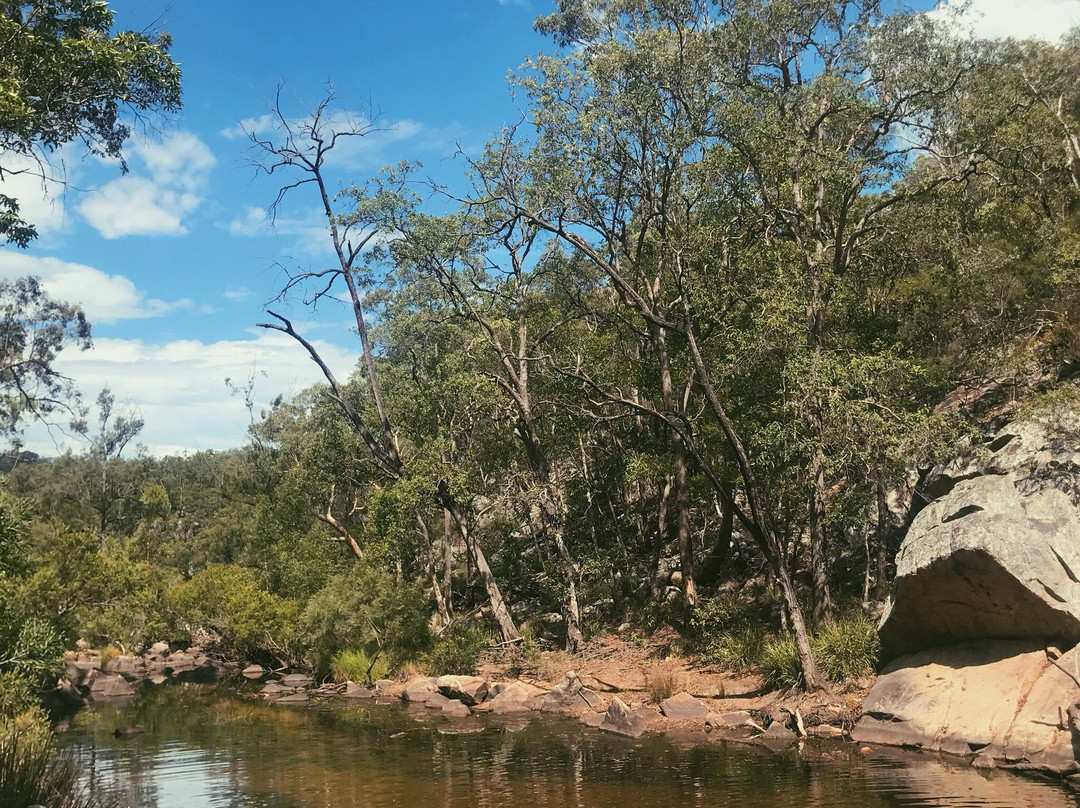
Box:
(813, 615), (881, 682)
(329, 648), (390, 685)
(0, 711), (116, 808)
(420, 625), (491, 676)
(0, 672), (37, 722)
(0, 0), (182, 247)
(760, 615), (880, 689)
(167, 565), (299, 664)
(299, 562), (431, 672)
(760, 635), (803, 690)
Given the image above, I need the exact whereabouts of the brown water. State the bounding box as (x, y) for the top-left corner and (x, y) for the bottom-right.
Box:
(60, 684), (1079, 808)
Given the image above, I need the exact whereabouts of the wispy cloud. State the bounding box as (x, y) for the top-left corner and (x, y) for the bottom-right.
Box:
(80, 131), (217, 239)
(928, 0), (1080, 40)
(17, 330), (359, 456)
(0, 251), (194, 324)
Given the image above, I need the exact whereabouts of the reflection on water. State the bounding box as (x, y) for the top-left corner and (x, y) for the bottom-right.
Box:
(59, 684), (1080, 808)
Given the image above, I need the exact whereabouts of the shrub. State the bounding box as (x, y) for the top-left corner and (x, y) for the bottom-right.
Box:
(329, 648), (391, 685)
(0, 712), (116, 808)
(0, 672), (36, 722)
(645, 663), (682, 703)
(760, 635), (802, 690)
(813, 615), (880, 681)
(300, 562), (432, 674)
(420, 625), (491, 676)
(167, 565), (299, 664)
(710, 624), (767, 671)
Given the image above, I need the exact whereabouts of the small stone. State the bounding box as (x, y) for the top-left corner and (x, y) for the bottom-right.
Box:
(275, 691), (309, 703)
(242, 665), (266, 679)
(442, 699), (471, 718)
(343, 682), (374, 699)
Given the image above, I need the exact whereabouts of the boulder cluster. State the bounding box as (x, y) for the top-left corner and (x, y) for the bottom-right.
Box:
(61, 641), (223, 705)
(252, 668), (807, 742)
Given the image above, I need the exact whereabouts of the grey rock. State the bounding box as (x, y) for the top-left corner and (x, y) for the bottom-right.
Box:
(659, 692), (708, 721)
(600, 697), (649, 738)
(541, 671), (598, 715)
(489, 681), (545, 714)
(403, 677), (439, 703)
(275, 691), (309, 704)
(241, 665), (266, 679)
(281, 673), (313, 687)
(342, 682), (374, 699)
(424, 692), (452, 710)
(90, 674), (134, 699)
(437, 675), (488, 706)
(879, 475), (1080, 660)
(442, 699), (471, 718)
(705, 710), (752, 729)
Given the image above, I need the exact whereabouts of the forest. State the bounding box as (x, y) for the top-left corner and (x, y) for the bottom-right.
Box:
(1, 0), (1079, 761)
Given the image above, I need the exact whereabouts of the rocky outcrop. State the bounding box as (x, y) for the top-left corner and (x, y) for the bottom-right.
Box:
(863, 415), (1080, 776)
(854, 639), (1080, 774)
(879, 475), (1080, 660)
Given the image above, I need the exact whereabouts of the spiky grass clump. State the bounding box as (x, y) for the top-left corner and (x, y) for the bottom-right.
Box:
(645, 663), (683, 704)
(813, 615), (880, 682)
(329, 648), (390, 685)
(760, 614), (880, 690)
(1, 712), (116, 808)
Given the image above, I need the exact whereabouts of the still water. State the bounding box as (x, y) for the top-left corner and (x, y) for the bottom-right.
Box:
(60, 683), (1079, 808)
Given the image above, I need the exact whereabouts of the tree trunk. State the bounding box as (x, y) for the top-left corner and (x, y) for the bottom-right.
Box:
(808, 446), (832, 627)
(443, 507), (455, 619)
(874, 477), (891, 602)
(453, 510), (520, 643)
(675, 439), (697, 609)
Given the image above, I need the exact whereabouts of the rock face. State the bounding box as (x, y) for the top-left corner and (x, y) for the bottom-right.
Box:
(879, 475), (1080, 660)
(863, 417), (1080, 775)
(854, 639), (1079, 774)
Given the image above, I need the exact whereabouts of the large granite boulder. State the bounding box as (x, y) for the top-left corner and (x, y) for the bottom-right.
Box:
(854, 639), (1080, 774)
(878, 474), (1080, 661)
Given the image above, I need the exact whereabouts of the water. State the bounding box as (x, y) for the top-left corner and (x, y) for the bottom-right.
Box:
(59, 684), (1079, 808)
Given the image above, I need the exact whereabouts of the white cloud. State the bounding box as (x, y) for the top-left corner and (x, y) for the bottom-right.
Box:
(0, 251), (186, 323)
(226, 205), (332, 257)
(929, 0), (1080, 40)
(0, 152), (70, 242)
(16, 331), (359, 456)
(80, 131), (216, 239)
(223, 286), (256, 302)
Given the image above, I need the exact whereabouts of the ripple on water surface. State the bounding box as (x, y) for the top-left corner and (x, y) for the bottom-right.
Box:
(61, 685), (1080, 808)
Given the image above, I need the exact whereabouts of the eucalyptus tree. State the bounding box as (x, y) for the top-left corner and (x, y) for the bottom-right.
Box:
(248, 94), (520, 642)
(478, 0), (988, 686)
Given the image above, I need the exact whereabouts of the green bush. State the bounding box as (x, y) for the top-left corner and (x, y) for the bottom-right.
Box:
(0, 672), (37, 722)
(167, 564), (300, 664)
(420, 625), (491, 676)
(813, 615), (880, 681)
(300, 562), (432, 673)
(330, 648), (390, 685)
(760, 634), (802, 689)
(711, 624), (767, 671)
(760, 615), (881, 689)
(0, 711), (116, 808)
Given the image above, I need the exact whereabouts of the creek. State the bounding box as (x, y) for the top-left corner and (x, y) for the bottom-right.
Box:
(59, 683), (1078, 808)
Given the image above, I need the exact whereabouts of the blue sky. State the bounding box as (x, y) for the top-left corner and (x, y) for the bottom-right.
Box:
(3, 0), (1080, 457)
